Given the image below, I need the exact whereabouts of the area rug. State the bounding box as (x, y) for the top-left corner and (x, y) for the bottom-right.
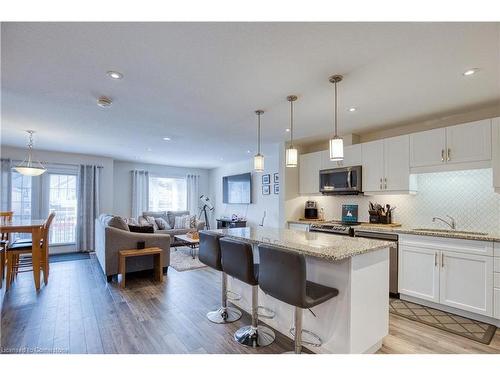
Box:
(390, 298), (497, 344)
(169, 247), (207, 272)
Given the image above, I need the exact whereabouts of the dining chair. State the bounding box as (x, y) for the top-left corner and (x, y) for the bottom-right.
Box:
(0, 211), (14, 288)
(5, 212), (56, 290)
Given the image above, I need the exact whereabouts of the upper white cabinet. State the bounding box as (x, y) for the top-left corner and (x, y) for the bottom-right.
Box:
(299, 151), (321, 195)
(410, 119), (492, 172)
(409, 128), (446, 167)
(362, 135), (416, 194)
(320, 144), (362, 170)
(492, 117), (500, 193)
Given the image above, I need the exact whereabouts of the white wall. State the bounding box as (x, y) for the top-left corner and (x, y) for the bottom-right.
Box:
(286, 168), (500, 234)
(113, 160), (210, 218)
(208, 144), (281, 229)
(1, 145), (115, 214)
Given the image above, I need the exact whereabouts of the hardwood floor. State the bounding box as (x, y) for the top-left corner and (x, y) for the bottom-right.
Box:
(1, 256), (499, 354)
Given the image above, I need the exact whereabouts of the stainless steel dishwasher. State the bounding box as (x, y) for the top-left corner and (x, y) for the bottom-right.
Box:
(354, 230), (399, 297)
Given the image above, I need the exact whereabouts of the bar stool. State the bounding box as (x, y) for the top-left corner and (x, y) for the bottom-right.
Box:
(219, 237), (275, 348)
(258, 244), (339, 354)
(199, 231), (242, 323)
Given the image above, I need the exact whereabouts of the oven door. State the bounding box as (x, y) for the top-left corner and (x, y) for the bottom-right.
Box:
(320, 166), (362, 194)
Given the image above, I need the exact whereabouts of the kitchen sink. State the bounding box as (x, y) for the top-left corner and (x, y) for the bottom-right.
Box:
(412, 228), (488, 236)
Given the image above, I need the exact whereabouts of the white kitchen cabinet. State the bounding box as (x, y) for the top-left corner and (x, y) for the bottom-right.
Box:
(409, 128), (446, 168)
(361, 139), (384, 192)
(446, 119), (492, 164)
(362, 135), (415, 194)
(494, 288), (500, 319)
(299, 151), (322, 195)
(320, 144), (362, 170)
(399, 244), (440, 303)
(439, 251), (493, 316)
(288, 223), (310, 232)
(492, 117), (500, 193)
(399, 235), (496, 318)
(409, 119), (492, 172)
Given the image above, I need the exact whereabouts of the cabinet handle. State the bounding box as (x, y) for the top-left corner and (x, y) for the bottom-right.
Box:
(447, 148), (451, 161)
(379, 178), (383, 190)
(441, 149), (445, 162)
(441, 253), (444, 268)
(384, 177), (387, 189)
(435, 252), (437, 267)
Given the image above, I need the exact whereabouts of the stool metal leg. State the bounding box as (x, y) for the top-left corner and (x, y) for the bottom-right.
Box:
(234, 285), (275, 348)
(294, 306), (303, 354)
(207, 272), (242, 324)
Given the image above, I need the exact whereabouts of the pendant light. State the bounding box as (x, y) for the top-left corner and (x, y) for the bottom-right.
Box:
(13, 130), (47, 176)
(328, 74), (344, 161)
(285, 95), (298, 167)
(254, 110), (265, 172)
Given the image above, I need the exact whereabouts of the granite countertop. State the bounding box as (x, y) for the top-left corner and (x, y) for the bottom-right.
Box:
(207, 227), (392, 261)
(354, 225), (500, 242)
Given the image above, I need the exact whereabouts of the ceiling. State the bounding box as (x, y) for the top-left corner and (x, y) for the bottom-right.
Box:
(1, 22), (499, 168)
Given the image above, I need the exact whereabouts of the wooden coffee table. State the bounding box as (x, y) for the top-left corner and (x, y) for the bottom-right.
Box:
(174, 234), (199, 259)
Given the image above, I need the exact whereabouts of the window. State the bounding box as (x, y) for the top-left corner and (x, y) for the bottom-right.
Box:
(11, 172), (33, 240)
(48, 174), (77, 244)
(149, 177), (187, 211)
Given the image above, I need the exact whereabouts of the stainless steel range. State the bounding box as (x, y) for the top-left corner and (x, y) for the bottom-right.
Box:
(309, 222), (356, 236)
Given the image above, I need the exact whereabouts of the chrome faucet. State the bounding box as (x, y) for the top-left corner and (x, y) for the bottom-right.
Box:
(432, 215), (456, 230)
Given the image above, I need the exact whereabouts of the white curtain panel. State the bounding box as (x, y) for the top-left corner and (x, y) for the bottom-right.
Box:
(186, 174), (200, 216)
(131, 169), (150, 218)
(77, 165), (102, 252)
(0, 158), (12, 211)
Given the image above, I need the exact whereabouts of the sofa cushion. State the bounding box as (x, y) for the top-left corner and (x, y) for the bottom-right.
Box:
(167, 210), (190, 229)
(107, 216), (130, 231)
(174, 215), (191, 229)
(155, 217), (171, 230)
(143, 211), (168, 221)
(128, 224), (154, 233)
(157, 228), (191, 236)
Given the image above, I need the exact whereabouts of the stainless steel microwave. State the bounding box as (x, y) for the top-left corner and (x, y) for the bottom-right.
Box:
(319, 166), (363, 195)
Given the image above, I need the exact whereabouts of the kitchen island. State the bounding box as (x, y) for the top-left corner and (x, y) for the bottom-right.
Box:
(208, 227), (392, 354)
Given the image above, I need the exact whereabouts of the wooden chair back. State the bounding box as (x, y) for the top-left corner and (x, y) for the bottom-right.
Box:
(42, 212), (56, 249)
(1, 211), (14, 242)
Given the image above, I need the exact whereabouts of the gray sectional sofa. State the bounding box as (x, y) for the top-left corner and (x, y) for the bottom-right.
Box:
(95, 214), (171, 281)
(140, 210), (205, 246)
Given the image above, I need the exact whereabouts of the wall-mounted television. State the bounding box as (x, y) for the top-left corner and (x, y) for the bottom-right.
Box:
(223, 173), (252, 204)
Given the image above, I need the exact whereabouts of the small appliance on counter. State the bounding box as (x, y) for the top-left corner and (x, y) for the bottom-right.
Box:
(304, 200), (319, 219)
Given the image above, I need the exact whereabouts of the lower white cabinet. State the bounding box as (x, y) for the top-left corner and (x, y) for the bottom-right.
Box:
(399, 245), (440, 303)
(493, 117), (500, 193)
(399, 235), (495, 317)
(440, 251), (493, 316)
(495, 288), (500, 319)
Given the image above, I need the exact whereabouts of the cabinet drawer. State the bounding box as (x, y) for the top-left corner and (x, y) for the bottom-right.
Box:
(495, 288), (500, 319)
(495, 273), (500, 289)
(495, 257), (500, 272)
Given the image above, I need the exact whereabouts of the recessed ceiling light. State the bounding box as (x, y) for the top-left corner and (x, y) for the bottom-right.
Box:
(246, 150), (251, 154)
(107, 71), (123, 80)
(97, 96), (112, 108)
(163, 137), (171, 141)
(220, 157), (224, 161)
(348, 107), (357, 112)
(147, 147), (152, 152)
(285, 128), (290, 132)
(463, 68), (479, 76)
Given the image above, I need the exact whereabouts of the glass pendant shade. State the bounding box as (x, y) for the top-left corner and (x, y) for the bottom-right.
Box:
(329, 136), (344, 161)
(13, 131), (47, 176)
(285, 147), (298, 167)
(254, 153), (265, 172)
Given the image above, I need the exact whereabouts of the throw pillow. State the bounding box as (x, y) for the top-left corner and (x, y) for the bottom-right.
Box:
(138, 216), (149, 226)
(128, 225), (154, 233)
(125, 217), (139, 226)
(174, 215), (191, 229)
(145, 216), (159, 230)
(155, 217), (171, 230)
(108, 216), (130, 231)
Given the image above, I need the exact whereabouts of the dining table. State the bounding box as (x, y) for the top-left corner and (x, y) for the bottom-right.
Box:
(0, 219), (46, 291)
